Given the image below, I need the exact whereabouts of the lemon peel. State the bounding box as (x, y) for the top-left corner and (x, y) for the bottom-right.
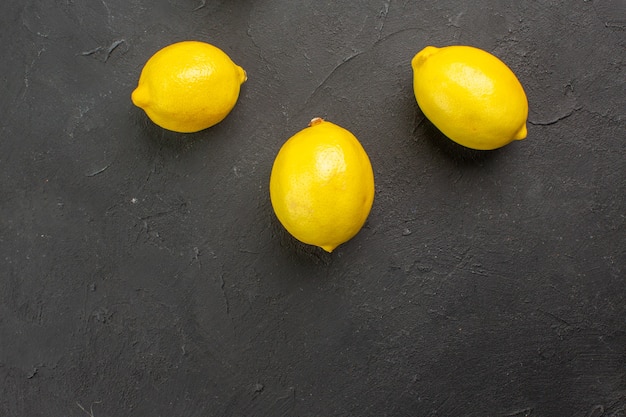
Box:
(412, 45), (528, 150)
(269, 118), (375, 252)
(131, 40), (246, 133)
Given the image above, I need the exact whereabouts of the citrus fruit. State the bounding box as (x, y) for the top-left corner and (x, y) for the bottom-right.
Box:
(131, 40), (247, 133)
(269, 118), (375, 252)
(411, 45), (528, 150)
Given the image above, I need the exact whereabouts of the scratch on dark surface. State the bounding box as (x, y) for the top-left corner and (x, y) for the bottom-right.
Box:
(245, 26), (262, 50)
(269, 387), (296, 416)
(588, 0), (626, 29)
(427, 307), (459, 321)
(353, 14), (369, 41)
(104, 39), (125, 62)
(21, 13), (49, 38)
(81, 39), (126, 62)
(26, 367), (38, 379)
(537, 309), (574, 328)
(193, 0), (207, 11)
(100, 0), (112, 22)
(85, 164), (111, 177)
(432, 393), (454, 415)
(301, 25), (417, 103)
(219, 273), (230, 315)
(448, 11), (465, 28)
(305, 52), (364, 103)
(239, 248), (260, 254)
(379, 1), (390, 18)
(412, 114), (426, 135)
(277, 387), (296, 401)
(505, 406), (533, 416)
(444, 246), (472, 280)
(139, 201), (187, 221)
(20, 47), (45, 101)
(191, 246), (202, 269)
(587, 404), (604, 417)
(371, 26), (422, 49)
(81, 46), (103, 56)
(140, 210), (175, 221)
(377, 0), (390, 39)
(529, 106), (581, 126)
(76, 401), (100, 417)
(135, 220), (149, 244)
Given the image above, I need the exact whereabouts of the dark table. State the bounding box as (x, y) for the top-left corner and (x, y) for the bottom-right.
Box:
(1, 1), (625, 416)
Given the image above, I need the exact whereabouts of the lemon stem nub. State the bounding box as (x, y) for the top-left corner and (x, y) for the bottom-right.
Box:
(309, 117), (324, 127)
(412, 46), (439, 68)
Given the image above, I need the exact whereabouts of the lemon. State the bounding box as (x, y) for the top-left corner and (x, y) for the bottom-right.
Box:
(269, 118), (375, 252)
(131, 40), (247, 133)
(411, 45), (528, 150)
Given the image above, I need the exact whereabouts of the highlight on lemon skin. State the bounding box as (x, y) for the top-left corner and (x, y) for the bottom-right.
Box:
(411, 45), (528, 150)
(131, 40), (247, 133)
(269, 117), (375, 253)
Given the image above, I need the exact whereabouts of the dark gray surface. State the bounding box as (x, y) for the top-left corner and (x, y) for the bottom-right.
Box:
(1, 1), (625, 416)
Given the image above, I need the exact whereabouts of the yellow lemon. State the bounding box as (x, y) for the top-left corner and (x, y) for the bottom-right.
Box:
(411, 45), (528, 150)
(269, 118), (375, 252)
(131, 40), (247, 133)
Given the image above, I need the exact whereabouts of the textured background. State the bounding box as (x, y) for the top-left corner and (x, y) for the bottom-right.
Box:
(1, 0), (625, 416)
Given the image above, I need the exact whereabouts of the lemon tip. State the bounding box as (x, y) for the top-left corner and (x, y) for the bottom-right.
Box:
(320, 244), (337, 253)
(238, 66), (247, 84)
(131, 86), (149, 108)
(514, 123), (528, 141)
